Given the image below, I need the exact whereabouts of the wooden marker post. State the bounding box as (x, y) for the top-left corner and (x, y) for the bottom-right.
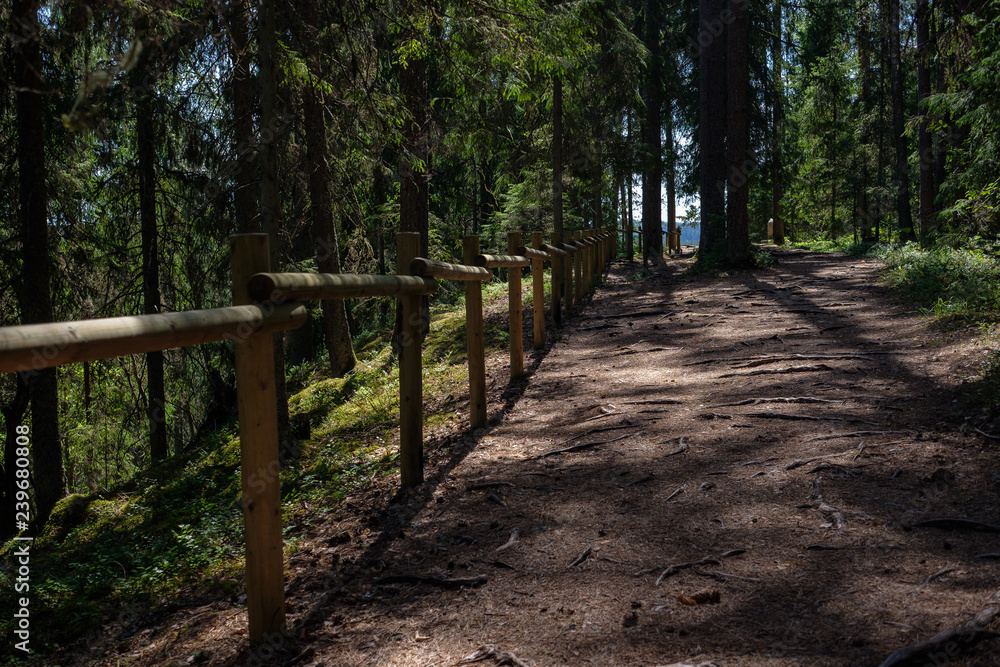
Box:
(572, 231), (583, 301)
(508, 232), (524, 380)
(231, 233), (286, 644)
(531, 232), (545, 349)
(550, 232), (562, 328)
(464, 236), (487, 428)
(397, 232), (424, 487)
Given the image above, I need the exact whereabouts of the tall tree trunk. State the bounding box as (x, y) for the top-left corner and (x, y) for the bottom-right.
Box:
(227, 0), (257, 230)
(591, 146), (602, 231)
(395, 50), (431, 345)
(887, 0), (915, 242)
(771, 0), (785, 245)
(552, 76), (563, 327)
(699, 0), (727, 256)
(13, 0), (64, 527)
(916, 0), (934, 242)
(626, 111), (635, 260)
(136, 33), (168, 461)
(642, 0), (663, 265)
(258, 0), (293, 457)
(666, 99), (677, 243)
(725, 0), (751, 266)
(305, 86), (356, 377)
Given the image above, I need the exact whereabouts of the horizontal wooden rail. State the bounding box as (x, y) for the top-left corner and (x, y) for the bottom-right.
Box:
(248, 272), (438, 301)
(559, 243), (578, 253)
(541, 243), (568, 258)
(0, 303), (307, 375)
(474, 253), (530, 269)
(411, 258), (492, 281)
(517, 246), (550, 262)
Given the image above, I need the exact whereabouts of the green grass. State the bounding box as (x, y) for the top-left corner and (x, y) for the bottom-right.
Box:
(0, 279), (530, 662)
(786, 236), (879, 256)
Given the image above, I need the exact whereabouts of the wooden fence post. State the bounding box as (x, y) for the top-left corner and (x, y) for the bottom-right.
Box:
(397, 232), (423, 487)
(231, 233), (286, 644)
(551, 232), (562, 328)
(464, 236), (487, 428)
(531, 231), (545, 350)
(508, 232), (524, 380)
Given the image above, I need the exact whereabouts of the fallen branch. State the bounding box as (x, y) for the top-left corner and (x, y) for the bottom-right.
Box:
(974, 553), (1000, 560)
(665, 438), (689, 456)
(786, 449), (859, 470)
(804, 431), (905, 443)
(495, 528), (519, 553)
(530, 431), (636, 460)
(975, 427), (1000, 440)
(623, 474), (656, 488)
(566, 545), (593, 568)
(922, 567), (958, 586)
(911, 518), (1000, 533)
(878, 589), (1000, 667)
(619, 399), (684, 405)
(549, 422), (638, 448)
(718, 364), (835, 378)
(805, 544), (904, 551)
(458, 644), (533, 667)
(818, 502), (846, 532)
(374, 574), (487, 589)
(664, 486), (684, 502)
(575, 323), (623, 331)
(747, 412), (881, 426)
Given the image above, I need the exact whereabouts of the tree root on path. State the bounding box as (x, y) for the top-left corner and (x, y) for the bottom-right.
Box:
(803, 430), (905, 443)
(786, 449), (860, 470)
(528, 431), (637, 460)
(746, 411), (881, 425)
(878, 588), (1000, 667)
(710, 396), (845, 408)
(718, 364), (835, 378)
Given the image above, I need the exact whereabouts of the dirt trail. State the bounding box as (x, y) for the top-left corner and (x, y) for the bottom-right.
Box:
(103, 249), (1000, 667)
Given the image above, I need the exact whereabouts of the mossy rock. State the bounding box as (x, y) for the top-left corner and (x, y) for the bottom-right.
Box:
(45, 493), (97, 541)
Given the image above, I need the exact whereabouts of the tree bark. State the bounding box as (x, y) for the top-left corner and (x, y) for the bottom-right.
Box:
(13, 0), (65, 527)
(699, 0), (727, 256)
(626, 111), (635, 260)
(1, 376), (30, 539)
(304, 86), (356, 377)
(228, 0), (258, 232)
(666, 100), (677, 245)
(916, 0), (934, 242)
(725, 0), (751, 267)
(258, 0), (293, 458)
(642, 0), (664, 264)
(888, 0), (915, 242)
(136, 39), (168, 461)
(552, 76), (563, 327)
(771, 0), (785, 245)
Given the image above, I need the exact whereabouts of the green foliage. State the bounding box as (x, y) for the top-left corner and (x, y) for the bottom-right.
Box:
(876, 242), (1000, 318)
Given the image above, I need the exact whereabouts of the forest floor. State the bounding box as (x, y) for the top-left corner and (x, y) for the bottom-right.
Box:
(93, 247), (1000, 667)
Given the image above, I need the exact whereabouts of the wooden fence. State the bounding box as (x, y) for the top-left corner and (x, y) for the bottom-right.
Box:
(0, 228), (617, 643)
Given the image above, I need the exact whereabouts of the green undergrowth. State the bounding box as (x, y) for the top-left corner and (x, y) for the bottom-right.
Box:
(0, 274), (543, 662)
(786, 237), (878, 256)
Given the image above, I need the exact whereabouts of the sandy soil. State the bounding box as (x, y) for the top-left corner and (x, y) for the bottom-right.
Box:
(78, 248), (1000, 667)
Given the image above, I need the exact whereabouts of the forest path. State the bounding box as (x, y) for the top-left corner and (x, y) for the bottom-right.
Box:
(297, 247), (1000, 667)
(107, 249), (1000, 667)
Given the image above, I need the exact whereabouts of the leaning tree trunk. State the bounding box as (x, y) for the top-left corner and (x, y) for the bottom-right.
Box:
(304, 85), (356, 377)
(13, 0), (64, 527)
(726, 0), (751, 267)
(699, 0), (728, 257)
